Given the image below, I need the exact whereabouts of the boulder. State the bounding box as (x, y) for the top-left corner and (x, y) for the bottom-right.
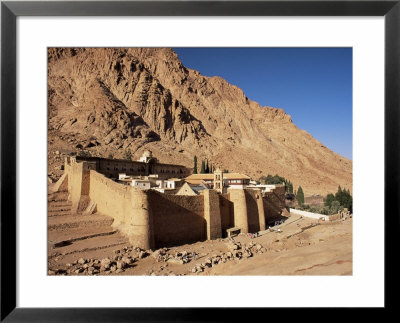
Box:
(101, 258), (111, 269)
(116, 261), (125, 269)
(139, 251), (147, 259)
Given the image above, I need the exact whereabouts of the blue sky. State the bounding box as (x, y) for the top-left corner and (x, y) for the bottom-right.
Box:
(173, 48), (352, 160)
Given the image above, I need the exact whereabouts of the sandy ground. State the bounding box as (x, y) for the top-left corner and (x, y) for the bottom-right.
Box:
(48, 189), (352, 276)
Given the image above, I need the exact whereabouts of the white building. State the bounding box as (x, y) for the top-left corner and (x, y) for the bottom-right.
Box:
(185, 172), (251, 192)
(247, 184), (278, 194)
(131, 179), (151, 190)
(118, 173), (131, 180)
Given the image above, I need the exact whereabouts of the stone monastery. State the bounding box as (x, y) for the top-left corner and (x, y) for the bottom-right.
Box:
(50, 151), (286, 250)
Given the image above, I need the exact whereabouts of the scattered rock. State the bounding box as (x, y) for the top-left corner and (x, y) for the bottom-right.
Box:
(101, 258), (111, 269)
(116, 261), (125, 269)
(122, 256), (132, 265)
(139, 251), (148, 259)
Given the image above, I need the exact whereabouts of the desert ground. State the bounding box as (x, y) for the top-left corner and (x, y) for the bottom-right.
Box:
(48, 190), (352, 276)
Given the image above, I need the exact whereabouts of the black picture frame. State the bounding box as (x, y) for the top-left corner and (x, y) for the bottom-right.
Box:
(1, 0), (398, 321)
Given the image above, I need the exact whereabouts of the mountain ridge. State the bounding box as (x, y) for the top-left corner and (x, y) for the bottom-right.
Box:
(47, 47), (352, 195)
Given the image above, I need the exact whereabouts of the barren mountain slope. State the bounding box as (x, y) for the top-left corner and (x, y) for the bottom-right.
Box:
(48, 48), (352, 195)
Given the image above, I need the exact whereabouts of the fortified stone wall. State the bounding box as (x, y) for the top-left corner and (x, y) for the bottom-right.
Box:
(245, 190), (261, 233)
(228, 188), (266, 234)
(263, 185), (286, 223)
(65, 158), (95, 213)
(89, 170), (133, 231)
(59, 160), (286, 249)
(219, 194), (234, 237)
(147, 190), (205, 248)
(203, 190), (222, 240)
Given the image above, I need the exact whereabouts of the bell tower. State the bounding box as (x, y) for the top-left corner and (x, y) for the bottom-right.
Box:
(213, 168), (223, 193)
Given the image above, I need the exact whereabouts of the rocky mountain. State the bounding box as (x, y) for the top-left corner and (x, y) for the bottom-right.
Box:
(48, 48), (352, 195)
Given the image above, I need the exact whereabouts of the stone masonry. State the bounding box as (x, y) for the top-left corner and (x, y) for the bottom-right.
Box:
(52, 158), (286, 249)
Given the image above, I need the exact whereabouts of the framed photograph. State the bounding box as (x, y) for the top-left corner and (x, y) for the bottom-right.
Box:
(1, 0), (398, 320)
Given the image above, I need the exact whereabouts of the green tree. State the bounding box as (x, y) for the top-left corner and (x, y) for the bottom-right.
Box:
(261, 174), (293, 192)
(325, 193), (335, 208)
(200, 160), (206, 174)
(296, 186), (305, 205)
(330, 200), (342, 215)
(264, 174), (286, 185)
(193, 155), (198, 174)
(284, 180), (294, 193)
(335, 187), (352, 212)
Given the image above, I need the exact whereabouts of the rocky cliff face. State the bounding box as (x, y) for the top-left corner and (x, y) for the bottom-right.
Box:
(48, 48), (352, 195)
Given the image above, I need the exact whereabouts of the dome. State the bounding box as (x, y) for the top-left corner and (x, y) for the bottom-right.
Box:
(142, 150), (152, 158)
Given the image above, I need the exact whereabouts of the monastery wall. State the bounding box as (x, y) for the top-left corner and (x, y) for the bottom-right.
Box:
(228, 189), (249, 233)
(66, 160), (88, 213)
(219, 194), (234, 237)
(89, 170), (133, 230)
(203, 190), (222, 240)
(263, 185), (287, 223)
(228, 188), (266, 234)
(245, 190), (261, 233)
(60, 160), (286, 249)
(88, 170), (154, 249)
(147, 190), (206, 248)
